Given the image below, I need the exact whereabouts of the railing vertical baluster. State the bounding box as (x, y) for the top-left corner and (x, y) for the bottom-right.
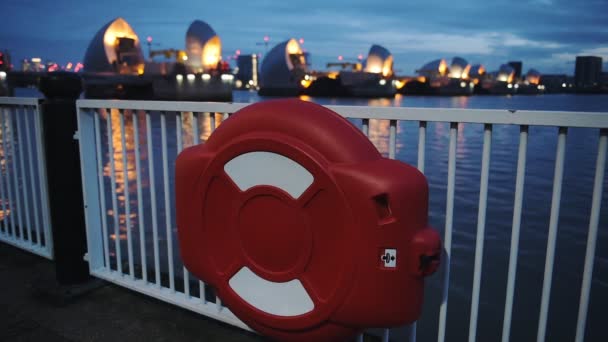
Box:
(410, 121), (427, 342)
(193, 112), (204, 298)
(94, 110), (110, 268)
(216, 295), (222, 312)
(222, 112), (229, 121)
(146, 111), (161, 287)
(24, 106), (42, 247)
(469, 124), (493, 342)
(382, 328), (390, 342)
(193, 112), (200, 145)
(9, 108), (24, 241)
(107, 109), (122, 274)
(410, 323), (417, 342)
(4, 107), (16, 239)
(438, 122), (458, 342)
(356, 333), (363, 342)
(0, 109), (8, 236)
(575, 129), (607, 342)
(358, 115), (371, 330)
(537, 127), (568, 342)
(119, 110), (134, 278)
(133, 111), (147, 282)
(389, 120), (397, 159)
(210, 112), (216, 132)
(160, 111), (175, 291)
(33, 102), (52, 254)
(417, 121), (427, 173)
(16, 107), (32, 243)
(177, 113), (189, 297)
(200, 280), (206, 304)
(502, 125), (528, 342)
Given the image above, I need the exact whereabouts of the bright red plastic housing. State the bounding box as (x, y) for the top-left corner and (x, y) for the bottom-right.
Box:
(176, 99), (441, 342)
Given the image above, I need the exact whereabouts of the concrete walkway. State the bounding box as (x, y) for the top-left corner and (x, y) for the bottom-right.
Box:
(0, 243), (264, 342)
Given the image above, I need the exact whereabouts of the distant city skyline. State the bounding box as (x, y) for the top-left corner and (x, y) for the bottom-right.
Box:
(1, 0), (607, 75)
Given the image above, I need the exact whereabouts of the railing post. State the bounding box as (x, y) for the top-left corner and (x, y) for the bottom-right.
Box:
(38, 72), (90, 285)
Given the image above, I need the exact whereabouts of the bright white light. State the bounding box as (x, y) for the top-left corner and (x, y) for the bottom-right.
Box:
(176, 74), (184, 81)
(31, 57), (41, 63)
(187, 74), (195, 81)
(0, 71), (6, 80)
(460, 81), (466, 88)
(537, 85), (541, 90)
(507, 83), (513, 89)
(202, 74), (211, 80)
(514, 84), (519, 89)
(562, 83), (566, 88)
(248, 80), (254, 85)
(304, 75), (310, 81)
(469, 82), (475, 88)
(379, 79), (386, 85)
(221, 74), (234, 81)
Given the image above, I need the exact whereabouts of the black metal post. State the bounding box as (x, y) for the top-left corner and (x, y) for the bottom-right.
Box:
(38, 72), (89, 285)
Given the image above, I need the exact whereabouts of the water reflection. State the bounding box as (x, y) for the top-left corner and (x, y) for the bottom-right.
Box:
(0, 115), (9, 222)
(367, 119), (390, 156)
(101, 109), (224, 270)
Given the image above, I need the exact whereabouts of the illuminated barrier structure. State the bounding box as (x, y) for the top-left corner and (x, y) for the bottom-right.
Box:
(477, 64), (517, 95)
(403, 57), (474, 95)
(447, 57), (471, 80)
(82, 17), (151, 99)
(83, 17), (145, 75)
(258, 39), (308, 96)
(185, 20), (222, 73)
(176, 99), (441, 341)
(306, 44), (397, 98)
(340, 44), (396, 98)
(151, 20), (233, 101)
(516, 68), (546, 94)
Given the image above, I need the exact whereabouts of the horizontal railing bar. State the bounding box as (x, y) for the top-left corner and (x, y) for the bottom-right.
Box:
(0, 233), (53, 258)
(90, 268), (252, 332)
(77, 99), (249, 113)
(326, 106), (608, 128)
(0, 97), (41, 106)
(75, 100), (608, 129)
(77, 100), (608, 128)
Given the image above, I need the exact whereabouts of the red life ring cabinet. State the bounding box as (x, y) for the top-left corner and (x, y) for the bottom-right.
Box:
(176, 99), (441, 342)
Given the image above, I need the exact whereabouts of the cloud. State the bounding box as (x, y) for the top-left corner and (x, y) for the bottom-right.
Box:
(533, 0), (553, 5)
(347, 30), (563, 56)
(553, 47), (608, 62)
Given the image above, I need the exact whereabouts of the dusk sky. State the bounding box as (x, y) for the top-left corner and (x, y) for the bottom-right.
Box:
(2, 0), (607, 75)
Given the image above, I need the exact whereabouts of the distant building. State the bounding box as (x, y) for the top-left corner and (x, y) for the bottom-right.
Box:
(0, 50), (10, 72)
(541, 74), (574, 93)
(601, 72), (608, 86)
(575, 56), (602, 89)
(508, 61), (523, 80)
(236, 54), (259, 89)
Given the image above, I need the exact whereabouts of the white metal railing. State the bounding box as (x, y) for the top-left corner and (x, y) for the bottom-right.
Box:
(0, 97), (53, 259)
(76, 99), (608, 342)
